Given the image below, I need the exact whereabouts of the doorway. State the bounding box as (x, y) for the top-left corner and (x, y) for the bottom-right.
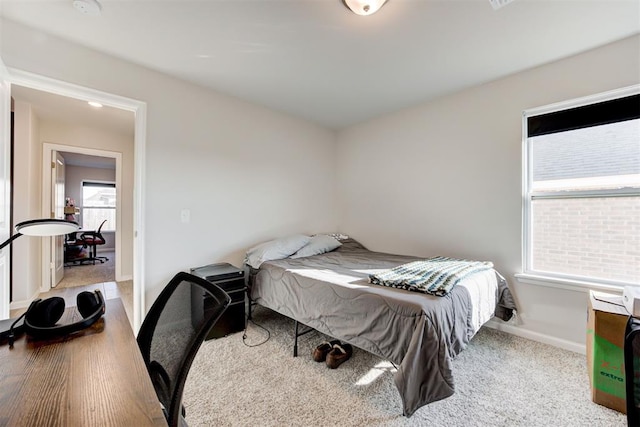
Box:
(5, 69), (147, 331)
(54, 151), (118, 289)
(40, 144), (124, 288)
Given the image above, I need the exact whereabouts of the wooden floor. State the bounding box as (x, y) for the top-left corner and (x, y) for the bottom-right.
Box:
(10, 281), (134, 330)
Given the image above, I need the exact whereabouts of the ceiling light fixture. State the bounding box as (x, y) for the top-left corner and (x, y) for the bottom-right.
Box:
(489, 0), (516, 10)
(88, 101), (103, 108)
(342, 0), (388, 16)
(72, 0), (102, 16)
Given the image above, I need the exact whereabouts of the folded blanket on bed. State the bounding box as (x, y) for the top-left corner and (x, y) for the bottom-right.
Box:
(368, 256), (494, 296)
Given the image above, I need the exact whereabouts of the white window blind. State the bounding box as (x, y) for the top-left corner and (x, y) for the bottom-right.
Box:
(82, 181), (116, 232)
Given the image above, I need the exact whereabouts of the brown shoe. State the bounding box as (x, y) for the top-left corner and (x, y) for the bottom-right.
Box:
(326, 342), (353, 369)
(313, 340), (340, 362)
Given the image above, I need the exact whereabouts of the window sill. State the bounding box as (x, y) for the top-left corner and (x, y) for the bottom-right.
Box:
(514, 273), (624, 294)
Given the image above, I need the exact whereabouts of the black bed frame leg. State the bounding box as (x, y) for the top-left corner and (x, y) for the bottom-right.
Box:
(292, 320), (315, 358)
(246, 291), (252, 321)
(293, 320), (299, 357)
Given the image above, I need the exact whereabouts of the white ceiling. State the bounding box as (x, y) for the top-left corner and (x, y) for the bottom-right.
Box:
(11, 84), (135, 137)
(60, 151), (116, 170)
(2, 0), (639, 130)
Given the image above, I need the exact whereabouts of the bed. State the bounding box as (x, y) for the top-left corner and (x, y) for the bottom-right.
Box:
(247, 237), (516, 416)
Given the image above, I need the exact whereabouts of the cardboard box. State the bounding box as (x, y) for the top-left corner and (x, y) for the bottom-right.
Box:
(587, 290), (629, 413)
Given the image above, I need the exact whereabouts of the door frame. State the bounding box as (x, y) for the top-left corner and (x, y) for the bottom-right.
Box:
(51, 150), (67, 287)
(0, 58), (10, 320)
(6, 68), (147, 331)
(42, 144), (123, 286)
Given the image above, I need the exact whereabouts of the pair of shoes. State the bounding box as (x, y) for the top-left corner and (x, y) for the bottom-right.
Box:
(313, 340), (340, 362)
(326, 342), (354, 369)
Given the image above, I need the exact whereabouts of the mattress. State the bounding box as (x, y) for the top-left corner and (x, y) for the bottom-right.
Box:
(248, 239), (515, 416)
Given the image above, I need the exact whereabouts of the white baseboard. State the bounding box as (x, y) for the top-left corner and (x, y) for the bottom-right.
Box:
(484, 319), (586, 355)
(116, 274), (132, 282)
(10, 300), (31, 310)
(9, 290), (40, 311)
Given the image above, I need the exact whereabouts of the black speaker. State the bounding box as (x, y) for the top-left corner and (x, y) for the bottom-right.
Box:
(23, 289), (105, 339)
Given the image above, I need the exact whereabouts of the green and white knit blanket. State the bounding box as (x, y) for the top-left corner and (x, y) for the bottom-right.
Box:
(368, 256), (493, 297)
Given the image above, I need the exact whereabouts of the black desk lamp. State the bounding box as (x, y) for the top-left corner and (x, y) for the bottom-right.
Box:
(0, 218), (80, 250)
(0, 218), (80, 345)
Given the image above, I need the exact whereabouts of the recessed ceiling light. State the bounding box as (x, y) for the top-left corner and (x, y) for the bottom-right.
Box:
(88, 101), (103, 108)
(72, 0), (102, 16)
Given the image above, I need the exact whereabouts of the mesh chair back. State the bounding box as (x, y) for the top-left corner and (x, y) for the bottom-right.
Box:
(82, 219), (107, 245)
(137, 272), (231, 427)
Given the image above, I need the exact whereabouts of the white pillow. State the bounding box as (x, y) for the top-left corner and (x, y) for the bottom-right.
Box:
(245, 234), (311, 268)
(290, 235), (342, 259)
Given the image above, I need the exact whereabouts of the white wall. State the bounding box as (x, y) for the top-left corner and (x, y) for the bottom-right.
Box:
(65, 164), (117, 250)
(11, 110), (134, 301)
(12, 100), (41, 303)
(336, 35), (640, 351)
(1, 19), (338, 307)
(4, 16), (637, 351)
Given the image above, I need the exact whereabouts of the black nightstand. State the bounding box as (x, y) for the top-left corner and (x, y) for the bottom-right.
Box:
(190, 263), (245, 340)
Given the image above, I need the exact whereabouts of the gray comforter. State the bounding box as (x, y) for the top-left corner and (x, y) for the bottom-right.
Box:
(248, 240), (515, 416)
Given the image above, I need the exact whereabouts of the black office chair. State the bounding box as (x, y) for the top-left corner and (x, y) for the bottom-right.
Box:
(137, 272), (231, 427)
(625, 317), (640, 427)
(80, 219), (108, 264)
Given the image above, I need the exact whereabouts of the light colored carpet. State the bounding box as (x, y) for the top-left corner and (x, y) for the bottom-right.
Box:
(51, 250), (134, 328)
(184, 306), (625, 427)
(57, 250), (115, 289)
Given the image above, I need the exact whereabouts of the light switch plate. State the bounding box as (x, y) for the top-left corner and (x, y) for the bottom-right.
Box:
(180, 209), (190, 224)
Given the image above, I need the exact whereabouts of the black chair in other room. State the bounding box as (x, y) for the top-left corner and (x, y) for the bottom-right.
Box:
(137, 272), (231, 427)
(80, 219), (108, 264)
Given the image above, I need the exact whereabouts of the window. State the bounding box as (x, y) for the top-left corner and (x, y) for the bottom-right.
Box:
(522, 88), (640, 287)
(82, 181), (116, 232)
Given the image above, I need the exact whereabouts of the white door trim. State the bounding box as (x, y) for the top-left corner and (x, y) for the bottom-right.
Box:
(52, 151), (66, 287)
(41, 144), (123, 285)
(0, 57), (11, 320)
(6, 68), (147, 332)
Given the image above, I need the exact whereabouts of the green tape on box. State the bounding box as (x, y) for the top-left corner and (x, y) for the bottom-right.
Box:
(594, 334), (625, 397)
